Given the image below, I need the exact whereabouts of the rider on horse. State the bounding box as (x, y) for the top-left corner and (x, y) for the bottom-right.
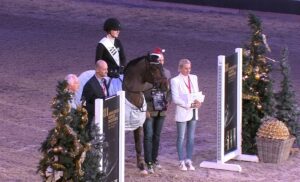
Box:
(95, 17), (126, 78)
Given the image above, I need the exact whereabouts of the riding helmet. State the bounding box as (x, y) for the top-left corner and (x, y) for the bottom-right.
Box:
(103, 18), (121, 32)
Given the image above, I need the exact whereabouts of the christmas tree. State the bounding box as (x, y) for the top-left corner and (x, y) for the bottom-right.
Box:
(275, 47), (300, 146)
(242, 13), (275, 154)
(38, 80), (105, 181)
(81, 123), (107, 182)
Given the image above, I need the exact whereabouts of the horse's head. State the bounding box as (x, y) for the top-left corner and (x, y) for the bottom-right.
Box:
(144, 54), (169, 91)
(122, 54), (169, 108)
(123, 54), (169, 93)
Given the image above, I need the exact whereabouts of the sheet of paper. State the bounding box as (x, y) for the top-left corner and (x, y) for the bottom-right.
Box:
(181, 91), (205, 105)
(190, 91), (205, 103)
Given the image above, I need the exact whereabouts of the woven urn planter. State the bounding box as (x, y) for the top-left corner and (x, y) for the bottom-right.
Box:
(256, 118), (295, 163)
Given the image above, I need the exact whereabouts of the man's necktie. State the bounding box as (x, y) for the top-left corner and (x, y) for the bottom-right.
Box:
(101, 78), (107, 97)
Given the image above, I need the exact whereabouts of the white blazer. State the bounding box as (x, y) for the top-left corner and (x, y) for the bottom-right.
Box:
(170, 73), (200, 122)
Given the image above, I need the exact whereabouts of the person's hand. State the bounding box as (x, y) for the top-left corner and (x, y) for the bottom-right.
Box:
(146, 111), (151, 118)
(119, 66), (124, 74)
(194, 100), (201, 105)
(191, 100), (202, 108)
(108, 71), (120, 78)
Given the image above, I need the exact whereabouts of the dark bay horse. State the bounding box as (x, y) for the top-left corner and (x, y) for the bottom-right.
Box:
(122, 54), (168, 172)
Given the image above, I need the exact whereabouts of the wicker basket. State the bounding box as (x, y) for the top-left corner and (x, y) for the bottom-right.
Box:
(256, 136), (295, 163)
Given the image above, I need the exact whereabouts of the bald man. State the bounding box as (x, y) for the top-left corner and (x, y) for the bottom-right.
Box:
(82, 60), (109, 130)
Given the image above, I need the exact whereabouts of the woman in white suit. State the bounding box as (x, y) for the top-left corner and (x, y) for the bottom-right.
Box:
(170, 59), (202, 171)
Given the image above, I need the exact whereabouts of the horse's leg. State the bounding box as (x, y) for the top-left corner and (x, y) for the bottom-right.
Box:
(134, 126), (145, 171)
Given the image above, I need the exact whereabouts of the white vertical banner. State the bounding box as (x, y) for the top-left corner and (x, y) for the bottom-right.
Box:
(118, 91), (125, 182)
(236, 48), (243, 156)
(200, 48), (258, 172)
(95, 98), (104, 172)
(217, 55), (226, 163)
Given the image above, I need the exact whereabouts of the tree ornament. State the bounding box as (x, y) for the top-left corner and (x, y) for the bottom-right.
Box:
(257, 104), (262, 110)
(53, 147), (59, 153)
(244, 49), (251, 56)
(255, 74), (260, 80)
(54, 155), (58, 162)
(262, 34), (271, 52)
(260, 57), (266, 63)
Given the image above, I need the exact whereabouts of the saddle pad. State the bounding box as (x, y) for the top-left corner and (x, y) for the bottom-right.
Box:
(125, 96), (147, 131)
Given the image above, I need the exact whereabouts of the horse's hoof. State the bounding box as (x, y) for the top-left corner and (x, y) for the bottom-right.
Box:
(137, 162), (146, 171)
(140, 169), (148, 175)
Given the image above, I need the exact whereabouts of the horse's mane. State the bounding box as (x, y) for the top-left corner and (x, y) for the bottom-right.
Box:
(123, 55), (147, 74)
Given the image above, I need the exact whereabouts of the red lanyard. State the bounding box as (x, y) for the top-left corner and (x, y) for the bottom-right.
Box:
(184, 76), (191, 93)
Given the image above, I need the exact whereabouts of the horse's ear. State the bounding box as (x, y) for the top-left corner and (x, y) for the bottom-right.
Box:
(146, 52), (151, 59)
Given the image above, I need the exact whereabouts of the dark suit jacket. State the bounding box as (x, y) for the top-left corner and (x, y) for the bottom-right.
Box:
(81, 75), (107, 127)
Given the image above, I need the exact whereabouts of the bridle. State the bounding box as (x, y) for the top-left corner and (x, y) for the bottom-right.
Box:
(123, 56), (165, 93)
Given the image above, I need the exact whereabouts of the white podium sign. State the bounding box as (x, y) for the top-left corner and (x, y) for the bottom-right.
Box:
(95, 91), (125, 181)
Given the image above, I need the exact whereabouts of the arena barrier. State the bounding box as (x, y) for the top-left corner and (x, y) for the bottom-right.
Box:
(200, 48), (258, 172)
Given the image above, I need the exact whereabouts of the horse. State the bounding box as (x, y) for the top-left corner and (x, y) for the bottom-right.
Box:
(122, 54), (169, 172)
(74, 54), (168, 173)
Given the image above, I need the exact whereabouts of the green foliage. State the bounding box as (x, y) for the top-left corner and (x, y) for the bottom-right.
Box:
(275, 47), (300, 146)
(82, 127), (107, 182)
(242, 100), (263, 153)
(242, 13), (275, 154)
(37, 80), (105, 181)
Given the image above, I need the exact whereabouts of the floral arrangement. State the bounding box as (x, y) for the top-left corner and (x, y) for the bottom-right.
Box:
(257, 117), (290, 140)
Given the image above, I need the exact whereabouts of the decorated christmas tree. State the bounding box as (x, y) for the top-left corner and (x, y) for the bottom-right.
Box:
(275, 47), (300, 146)
(38, 80), (106, 181)
(242, 13), (275, 154)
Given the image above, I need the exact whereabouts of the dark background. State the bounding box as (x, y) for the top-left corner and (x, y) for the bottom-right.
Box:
(154, 0), (300, 15)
